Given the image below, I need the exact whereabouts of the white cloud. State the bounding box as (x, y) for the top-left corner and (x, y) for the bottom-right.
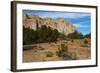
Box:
(39, 12), (90, 19)
(73, 23), (90, 28)
(60, 12), (90, 18)
(24, 10), (90, 19)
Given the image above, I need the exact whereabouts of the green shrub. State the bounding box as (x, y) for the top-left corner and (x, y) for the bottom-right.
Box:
(84, 39), (88, 44)
(23, 26), (38, 45)
(56, 44), (68, 57)
(38, 46), (45, 50)
(46, 51), (53, 57)
(23, 25), (59, 45)
(84, 33), (91, 38)
(71, 39), (74, 42)
(67, 30), (83, 39)
(56, 44), (78, 60)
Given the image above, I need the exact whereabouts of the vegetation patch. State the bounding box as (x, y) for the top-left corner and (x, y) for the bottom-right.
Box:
(84, 39), (88, 44)
(56, 44), (78, 60)
(23, 25), (59, 45)
(56, 44), (68, 57)
(67, 31), (83, 39)
(46, 51), (54, 57)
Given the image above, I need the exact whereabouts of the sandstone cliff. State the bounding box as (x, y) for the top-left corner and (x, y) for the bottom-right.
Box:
(23, 14), (75, 35)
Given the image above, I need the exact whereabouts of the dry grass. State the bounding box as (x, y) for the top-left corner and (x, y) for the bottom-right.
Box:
(23, 38), (91, 62)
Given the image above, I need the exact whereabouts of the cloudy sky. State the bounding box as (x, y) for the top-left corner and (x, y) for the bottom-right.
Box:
(23, 10), (91, 35)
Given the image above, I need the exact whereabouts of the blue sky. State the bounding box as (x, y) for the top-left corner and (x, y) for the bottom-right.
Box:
(23, 10), (91, 35)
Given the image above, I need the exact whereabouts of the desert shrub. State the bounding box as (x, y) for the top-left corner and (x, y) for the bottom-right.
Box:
(56, 44), (68, 57)
(67, 30), (83, 39)
(23, 25), (59, 45)
(84, 33), (91, 38)
(23, 26), (38, 45)
(37, 25), (59, 42)
(81, 39), (90, 48)
(59, 33), (67, 40)
(38, 46), (45, 50)
(71, 39), (74, 42)
(84, 39), (88, 44)
(46, 51), (53, 57)
(56, 44), (78, 60)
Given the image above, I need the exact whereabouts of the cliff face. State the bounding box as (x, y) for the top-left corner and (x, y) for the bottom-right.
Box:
(23, 14), (75, 35)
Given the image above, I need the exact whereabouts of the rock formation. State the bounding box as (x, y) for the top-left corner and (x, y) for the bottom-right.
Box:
(23, 14), (75, 35)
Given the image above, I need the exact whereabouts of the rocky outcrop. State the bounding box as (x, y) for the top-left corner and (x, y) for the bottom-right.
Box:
(23, 14), (75, 35)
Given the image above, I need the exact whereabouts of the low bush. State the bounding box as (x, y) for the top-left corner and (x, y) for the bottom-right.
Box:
(56, 44), (68, 57)
(67, 30), (83, 39)
(46, 51), (53, 57)
(84, 39), (88, 44)
(23, 25), (59, 45)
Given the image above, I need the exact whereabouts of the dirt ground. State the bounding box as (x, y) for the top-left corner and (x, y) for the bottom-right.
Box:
(23, 39), (91, 62)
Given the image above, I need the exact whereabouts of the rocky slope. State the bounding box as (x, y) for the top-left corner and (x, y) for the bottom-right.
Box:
(23, 14), (75, 35)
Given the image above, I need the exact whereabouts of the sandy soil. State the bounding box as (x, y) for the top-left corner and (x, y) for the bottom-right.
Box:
(23, 39), (91, 62)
